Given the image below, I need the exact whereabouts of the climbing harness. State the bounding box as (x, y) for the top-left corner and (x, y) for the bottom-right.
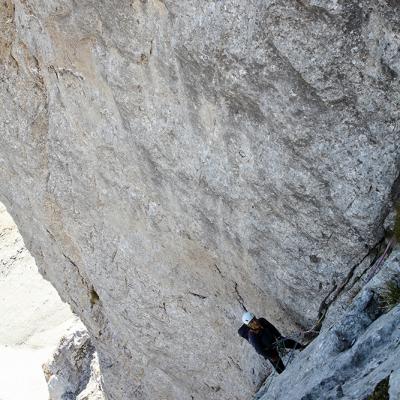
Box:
(274, 337), (300, 368)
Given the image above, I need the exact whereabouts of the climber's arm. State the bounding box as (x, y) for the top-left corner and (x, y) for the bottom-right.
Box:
(238, 324), (249, 342)
(259, 318), (282, 339)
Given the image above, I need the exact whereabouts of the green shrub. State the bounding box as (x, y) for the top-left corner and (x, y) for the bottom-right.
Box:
(367, 377), (389, 400)
(381, 280), (400, 312)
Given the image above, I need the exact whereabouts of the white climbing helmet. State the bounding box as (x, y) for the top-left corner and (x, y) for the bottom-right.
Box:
(242, 311), (255, 325)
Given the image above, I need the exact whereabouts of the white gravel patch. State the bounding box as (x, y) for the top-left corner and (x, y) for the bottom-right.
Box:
(0, 203), (81, 400)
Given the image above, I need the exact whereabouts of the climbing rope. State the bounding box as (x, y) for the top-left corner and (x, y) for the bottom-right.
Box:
(365, 238), (394, 283)
(274, 337), (300, 368)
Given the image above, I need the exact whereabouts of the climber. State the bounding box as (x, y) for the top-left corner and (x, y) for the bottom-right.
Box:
(238, 312), (305, 374)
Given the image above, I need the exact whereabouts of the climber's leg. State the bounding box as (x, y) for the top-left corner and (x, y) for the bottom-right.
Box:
(280, 338), (305, 350)
(266, 348), (285, 374)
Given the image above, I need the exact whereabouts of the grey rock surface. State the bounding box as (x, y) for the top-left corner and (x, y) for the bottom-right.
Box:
(43, 328), (105, 400)
(256, 249), (400, 400)
(1, 1), (399, 399)
(389, 369), (400, 400)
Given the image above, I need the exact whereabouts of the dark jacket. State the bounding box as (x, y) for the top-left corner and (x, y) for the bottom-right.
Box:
(238, 318), (282, 358)
(238, 324), (249, 340)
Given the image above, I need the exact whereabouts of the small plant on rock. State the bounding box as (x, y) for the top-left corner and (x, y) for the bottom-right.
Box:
(367, 377), (389, 400)
(381, 279), (400, 312)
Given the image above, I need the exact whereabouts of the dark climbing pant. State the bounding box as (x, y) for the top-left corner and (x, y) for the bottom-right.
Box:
(265, 348), (285, 374)
(265, 338), (304, 374)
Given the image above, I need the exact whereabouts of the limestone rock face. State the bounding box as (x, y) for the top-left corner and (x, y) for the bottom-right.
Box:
(256, 249), (400, 400)
(0, 1), (399, 399)
(389, 369), (400, 400)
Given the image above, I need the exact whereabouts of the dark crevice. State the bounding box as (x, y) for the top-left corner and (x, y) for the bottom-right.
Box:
(228, 355), (243, 372)
(188, 292), (207, 300)
(90, 286), (100, 306)
(234, 282), (246, 311)
(62, 252), (78, 268)
(45, 228), (56, 241)
(63, 253), (97, 309)
(311, 239), (385, 334)
(348, 239), (387, 289)
(214, 263), (224, 277)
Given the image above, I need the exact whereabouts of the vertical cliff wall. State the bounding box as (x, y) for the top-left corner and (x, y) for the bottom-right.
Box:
(1, 1), (399, 399)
